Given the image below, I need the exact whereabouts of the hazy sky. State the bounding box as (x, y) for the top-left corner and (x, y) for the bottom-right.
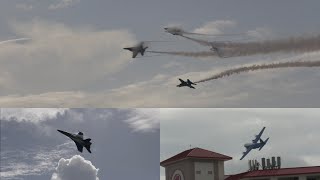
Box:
(160, 108), (320, 179)
(0, 108), (160, 180)
(0, 0), (320, 107)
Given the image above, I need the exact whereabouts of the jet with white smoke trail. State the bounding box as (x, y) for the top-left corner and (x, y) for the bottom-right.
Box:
(194, 60), (320, 83)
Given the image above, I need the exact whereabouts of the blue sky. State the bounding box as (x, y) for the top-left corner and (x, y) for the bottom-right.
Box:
(0, 108), (160, 180)
(0, 0), (320, 107)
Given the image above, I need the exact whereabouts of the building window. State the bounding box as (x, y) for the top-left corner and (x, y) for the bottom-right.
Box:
(307, 176), (320, 180)
(208, 171), (213, 174)
(278, 177), (299, 180)
(196, 170), (201, 174)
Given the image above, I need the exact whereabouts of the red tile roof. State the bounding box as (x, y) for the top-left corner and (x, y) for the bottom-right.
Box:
(160, 148), (232, 167)
(225, 166), (320, 180)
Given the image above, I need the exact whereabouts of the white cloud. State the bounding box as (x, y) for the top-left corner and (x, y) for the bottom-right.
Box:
(0, 19), (135, 94)
(125, 109), (160, 132)
(49, 0), (80, 10)
(247, 27), (274, 40)
(193, 20), (237, 35)
(51, 155), (99, 180)
(0, 143), (74, 180)
(16, 3), (33, 11)
(1, 52), (320, 107)
(1, 108), (67, 122)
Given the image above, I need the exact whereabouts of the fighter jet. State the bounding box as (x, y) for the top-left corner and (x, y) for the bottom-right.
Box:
(177, 78), (197, 89)
(123, 42), (148, 58)
(57, 129), (92, 153)
(240, 127), (269, 160)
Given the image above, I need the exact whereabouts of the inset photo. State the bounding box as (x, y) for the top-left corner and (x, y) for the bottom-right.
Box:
(160, 109), (320, 180)
(0, 108), (160, 180)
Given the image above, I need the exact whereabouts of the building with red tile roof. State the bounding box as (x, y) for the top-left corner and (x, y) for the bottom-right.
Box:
(161, 148), (320, 180)
(161, 148), (232, 180)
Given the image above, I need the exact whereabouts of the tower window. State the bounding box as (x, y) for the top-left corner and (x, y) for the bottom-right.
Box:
(208, 171), (213, 174)
(196, 170), (201, 174)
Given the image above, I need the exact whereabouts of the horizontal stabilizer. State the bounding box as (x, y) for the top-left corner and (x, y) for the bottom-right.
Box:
(259, 138), (269, 151)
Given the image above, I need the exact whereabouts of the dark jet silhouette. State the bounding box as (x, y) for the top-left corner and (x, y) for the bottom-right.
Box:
(177, 78), (197, 89)
(123, 42), (148, 58)
(240, 127), (269, 160)
(57, 130), (92, 153)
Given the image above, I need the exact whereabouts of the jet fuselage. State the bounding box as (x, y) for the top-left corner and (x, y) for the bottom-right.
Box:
(244, 142), (264, 149)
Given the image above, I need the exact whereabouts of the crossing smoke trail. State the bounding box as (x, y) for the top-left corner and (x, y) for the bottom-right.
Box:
(0, 38), (31, 45)
(149, 35), (320, 58)
(194, 60), (320, 83)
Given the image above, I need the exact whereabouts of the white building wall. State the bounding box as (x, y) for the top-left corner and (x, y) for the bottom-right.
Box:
(194, 162), (214, 180)
(218, 161), (224, 180)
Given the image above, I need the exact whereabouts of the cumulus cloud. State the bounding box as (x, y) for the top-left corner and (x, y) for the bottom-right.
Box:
(125, 109), (160, 132)
(51, 155), (99, 180)
(193, 20), (237, 35)
(0, 143), (74, 180)
(49, 0), (80, 10)
(0, 19), (135, 94)
(1, 108), (67, 122)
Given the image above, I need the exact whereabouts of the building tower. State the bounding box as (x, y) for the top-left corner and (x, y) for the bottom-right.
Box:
(161, 148), (232, 180)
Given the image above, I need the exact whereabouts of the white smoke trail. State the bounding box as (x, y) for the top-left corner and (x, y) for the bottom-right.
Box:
(195, 60), (320, 83)
(150, 35), (320, 58)
(0, 38), (31, 45)
(147, 50), (218, 57)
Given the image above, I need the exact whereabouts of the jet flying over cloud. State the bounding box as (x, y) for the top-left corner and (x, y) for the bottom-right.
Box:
(57, 129), (92, 153)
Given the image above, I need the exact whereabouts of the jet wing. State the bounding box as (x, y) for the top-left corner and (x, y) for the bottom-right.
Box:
(75, 142), (83, 152)
(240, 147), (253, 160)
(132, 51), (139, 58)
(179, 79), (185, 83)
(57, 130), (73, 139)
(252, 127), (266, 144)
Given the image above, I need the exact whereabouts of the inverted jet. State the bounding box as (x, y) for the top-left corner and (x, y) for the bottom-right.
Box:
(240, 127), (269, 160)
(57, 129), (92, 153)
(177, 78), (197, 89)
(123, 42), (148, 58)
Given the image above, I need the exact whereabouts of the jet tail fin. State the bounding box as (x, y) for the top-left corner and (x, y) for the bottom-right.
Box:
(187, 79), (196, 85)
(85, 144), (91, 153)
(141, 46), (148, 56)
(84, 138), (92, 153)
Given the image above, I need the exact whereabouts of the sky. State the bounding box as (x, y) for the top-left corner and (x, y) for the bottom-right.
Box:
(0, 108), (160, 180)
(160, 108), (320, 180)
(0, 0), (320, 107)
